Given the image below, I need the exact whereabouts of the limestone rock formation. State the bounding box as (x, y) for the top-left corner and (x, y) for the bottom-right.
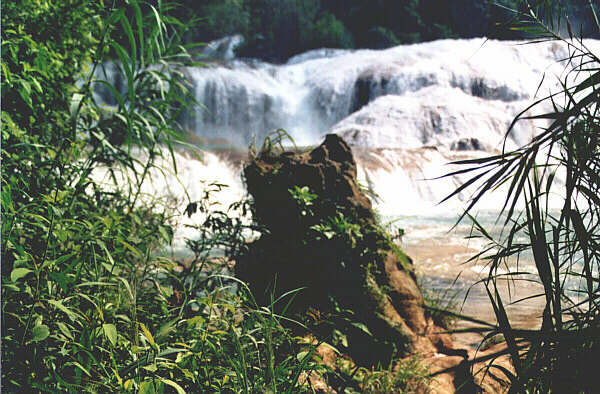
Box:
(236, 134), (452, 365)
(330, 86), (536, 151)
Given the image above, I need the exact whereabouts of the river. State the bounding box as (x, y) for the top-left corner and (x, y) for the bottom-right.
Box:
(94, 36), (600, 347)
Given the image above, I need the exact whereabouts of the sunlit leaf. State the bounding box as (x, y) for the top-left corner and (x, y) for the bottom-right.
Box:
(47, 299), (79, 322)
(139, 379), (157, 394)
(161, 378), (186, 394)
(10, 267), (32, 282)
(103, 323), (118, 346)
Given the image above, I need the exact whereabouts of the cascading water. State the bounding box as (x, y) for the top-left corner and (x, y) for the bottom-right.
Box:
(170, 38), (597, 215)
(92, 36), (600, 231)
(95, 38), (599, 337)
(92, 36), (600, 225)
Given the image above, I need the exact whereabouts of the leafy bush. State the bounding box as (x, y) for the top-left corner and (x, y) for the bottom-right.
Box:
(199, 0), (250, 41)
(358, 356), (430, 394)
(363, 27), (400, 50)
(311, 13), (354, 49)
(156, 0), (600, 62)
(1, 1), (324, 392)
(2, 0), (193, 389)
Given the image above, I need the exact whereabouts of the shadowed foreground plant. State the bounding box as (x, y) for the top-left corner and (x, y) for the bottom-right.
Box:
(442, 1), (600, 392)
(1, 0), (202, 390)
(1, 0), (319, 391)
(358, 356), (431, 394)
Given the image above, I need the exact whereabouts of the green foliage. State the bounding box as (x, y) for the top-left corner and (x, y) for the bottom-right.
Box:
(2, 0), (100, 137)
(250, 128), (297, 159)
(1, 1), (326, 389)
(444, 1), (600, 391)
(312, 13), (354, 49)
(363, 27), (401, 49)
(236, 0), (355, 62)
(358, 356), (430, 394)
(1, 0), (324, 391)
(312, 213), (363, 248)
(290, 186), (318, 218)
(199, 0), (250, 41)
(171, 0), (600, 62)
(1, 0), (196, 389)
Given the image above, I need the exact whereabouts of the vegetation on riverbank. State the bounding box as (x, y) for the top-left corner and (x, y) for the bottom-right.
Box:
(445, 1), (600, 391)
(1, 1), (433, 392)
(171, 0), (599, 62)
(3, 0), (599, 392)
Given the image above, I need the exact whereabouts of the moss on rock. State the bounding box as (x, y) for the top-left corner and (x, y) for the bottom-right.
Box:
(236, 134), (451, 366)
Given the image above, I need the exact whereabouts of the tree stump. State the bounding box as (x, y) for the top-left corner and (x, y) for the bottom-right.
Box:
(237, 134), (452, 365)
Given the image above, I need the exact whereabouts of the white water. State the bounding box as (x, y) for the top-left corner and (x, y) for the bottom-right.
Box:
(90, 148), (245, 251)
(94, 37), (598, 334)
(178, 38), (599, 213)
(182, 38), (572, 147)
(92, 37), (600, 231)
(199, 34), (244, 60)
(92, 36), (600, 233)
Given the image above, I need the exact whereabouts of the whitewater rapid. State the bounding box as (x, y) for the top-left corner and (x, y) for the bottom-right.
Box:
(95, 36), (599, 239)
(185, 38), (571, 147)
(183, 38), (600, 214)
(93, 38), (599, 334)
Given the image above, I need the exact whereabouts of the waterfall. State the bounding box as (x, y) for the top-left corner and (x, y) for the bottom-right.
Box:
(181, 38), (576, 148)
(89, 37), (598, 326)
(94, 37), (600, 216)
(90, 38), (598, 325)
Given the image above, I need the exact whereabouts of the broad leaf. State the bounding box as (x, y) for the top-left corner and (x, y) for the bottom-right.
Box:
(31, 324), (49, 342)
(103, 323), (118, 346)
(10, 267), (32, 282)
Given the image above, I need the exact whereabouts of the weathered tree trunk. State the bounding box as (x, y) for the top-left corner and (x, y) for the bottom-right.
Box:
(237, 134), (452, 365)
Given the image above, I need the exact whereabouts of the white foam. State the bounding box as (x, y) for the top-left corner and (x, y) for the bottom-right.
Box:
(93, 38), (599, 218)
(91, 148), (246, 251)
